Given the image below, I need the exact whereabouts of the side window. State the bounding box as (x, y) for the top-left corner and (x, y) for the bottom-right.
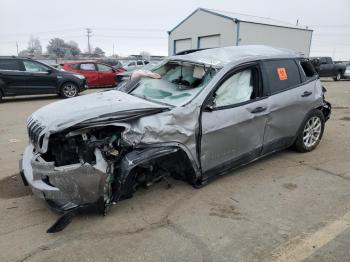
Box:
(0, 59), (21, 71)
(263, 60), (301, 95)
(69, 64), (80, 69)
(97, 64), (113, 72)
(215, 68), (257, 108)
(137, 61), (143, 65)
(319, 57), (327, 64)
(23, 61), (49, 73)
(299, 60), (317, 80)
(80, 63), (96, 71)
(128, 61), (136, 66)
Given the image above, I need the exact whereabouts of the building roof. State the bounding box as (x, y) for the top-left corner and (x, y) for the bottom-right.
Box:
(169, 8), (312, 33)
(171, 45), (300, 67)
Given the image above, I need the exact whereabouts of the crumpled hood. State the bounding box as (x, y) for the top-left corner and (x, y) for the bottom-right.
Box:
(29, 90), (169, 132)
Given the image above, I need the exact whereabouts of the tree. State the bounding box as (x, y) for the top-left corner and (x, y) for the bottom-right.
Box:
(93, 47), (105, 57)
(27, 36), (42, 56)
(46, 38), (81, 58)
(140, 51), (150, 61)
(47, 38), (66, 58)
(66, 41), (81, 57)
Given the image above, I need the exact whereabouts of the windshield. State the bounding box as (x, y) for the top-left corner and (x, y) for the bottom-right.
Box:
(130, 62), (216, 106)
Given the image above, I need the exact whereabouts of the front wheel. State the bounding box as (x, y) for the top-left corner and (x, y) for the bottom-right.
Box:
(60, 83), (78, 98)
(293, 110), (325, 153)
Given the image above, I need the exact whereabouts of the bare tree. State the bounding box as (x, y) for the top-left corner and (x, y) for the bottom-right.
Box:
(19, 36), (42, 57)
(140, 51), (151, 61)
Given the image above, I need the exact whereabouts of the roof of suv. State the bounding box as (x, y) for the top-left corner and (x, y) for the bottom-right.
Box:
(0, 56), (34, 60)
(172, 45), (300, 67)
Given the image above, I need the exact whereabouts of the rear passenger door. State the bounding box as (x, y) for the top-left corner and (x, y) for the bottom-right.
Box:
(261, 59), (316, 154)
(0, 59), (31, 95)
(96, 63), (116, 86)
(79, 63), (99, 87)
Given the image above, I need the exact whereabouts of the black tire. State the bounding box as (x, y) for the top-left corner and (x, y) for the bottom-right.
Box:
(293, 109), (325, 153)
(334, 72), (341, 81)
(60, 82), (78, 98)
(0, 91), (2, 102)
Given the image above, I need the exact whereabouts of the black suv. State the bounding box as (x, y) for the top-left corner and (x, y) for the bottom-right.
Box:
(0, 56), (87, 101)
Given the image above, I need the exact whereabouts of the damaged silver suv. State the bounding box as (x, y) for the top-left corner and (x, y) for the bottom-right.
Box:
(20, 46), (331, 232)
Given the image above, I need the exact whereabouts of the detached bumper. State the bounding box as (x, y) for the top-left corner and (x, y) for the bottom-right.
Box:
(19, 144), (108, 212)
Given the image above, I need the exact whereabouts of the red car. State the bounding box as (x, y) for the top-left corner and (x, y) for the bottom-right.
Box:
(62, 61), (125, 88)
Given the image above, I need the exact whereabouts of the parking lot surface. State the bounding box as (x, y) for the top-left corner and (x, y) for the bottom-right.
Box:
(0, 81), (350, 262)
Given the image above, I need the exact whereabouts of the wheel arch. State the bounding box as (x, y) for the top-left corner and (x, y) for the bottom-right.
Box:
(114, 146), (200, 200)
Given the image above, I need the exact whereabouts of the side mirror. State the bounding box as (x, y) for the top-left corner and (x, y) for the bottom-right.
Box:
(47, 68), (53, 74)
(204, 95), (216, 111)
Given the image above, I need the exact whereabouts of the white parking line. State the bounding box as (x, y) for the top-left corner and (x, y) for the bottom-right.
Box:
(267, 211), (350, 262)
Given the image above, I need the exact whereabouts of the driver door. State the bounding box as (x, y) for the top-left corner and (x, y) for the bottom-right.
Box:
(200, 64), (269, 179)
(21, 60), (57, 94)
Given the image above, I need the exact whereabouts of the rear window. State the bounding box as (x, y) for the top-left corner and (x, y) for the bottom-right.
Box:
(0, 59), (21, 71)
(263, 59), (301, 95)
(299, 60), (317, 80)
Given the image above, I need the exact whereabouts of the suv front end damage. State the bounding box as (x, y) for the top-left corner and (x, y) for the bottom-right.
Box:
(19, 85), (202, 232)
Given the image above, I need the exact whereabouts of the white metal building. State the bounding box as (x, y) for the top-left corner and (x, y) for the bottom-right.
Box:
(168, 8), (313, 56)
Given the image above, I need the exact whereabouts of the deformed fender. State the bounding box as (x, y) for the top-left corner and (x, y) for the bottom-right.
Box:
(114, 146), (185, 200)
(115, 147), (179, 198)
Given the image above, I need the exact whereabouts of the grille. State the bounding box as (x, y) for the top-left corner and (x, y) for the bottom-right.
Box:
(27, 117), (45, 149)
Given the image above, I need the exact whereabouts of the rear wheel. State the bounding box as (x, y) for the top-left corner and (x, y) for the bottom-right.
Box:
(60, 82), (78, 98)
(334, 72), (341, 81)
(293, 110), (325, 152)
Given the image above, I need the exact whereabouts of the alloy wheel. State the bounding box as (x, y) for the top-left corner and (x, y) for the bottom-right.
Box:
(303, 116), (322, 148)
(62, 84), (77, 98)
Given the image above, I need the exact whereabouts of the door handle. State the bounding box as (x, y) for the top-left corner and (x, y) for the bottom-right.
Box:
(251, 106), (267, 113)
(301, 91), (312, 97)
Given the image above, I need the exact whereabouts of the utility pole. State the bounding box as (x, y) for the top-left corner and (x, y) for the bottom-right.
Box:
(113, 44), (115, 57)
(16, 41), (19, 56)
(86, 28), (92, 55)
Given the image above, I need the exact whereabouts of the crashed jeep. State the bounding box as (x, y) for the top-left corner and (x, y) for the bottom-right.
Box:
(20, 46), (331, 232)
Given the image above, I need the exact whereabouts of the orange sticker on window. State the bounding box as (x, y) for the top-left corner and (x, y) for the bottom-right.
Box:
(277, 67), (288, 80)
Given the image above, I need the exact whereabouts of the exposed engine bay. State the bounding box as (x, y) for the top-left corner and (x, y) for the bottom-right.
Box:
(25, 123), (196, 233)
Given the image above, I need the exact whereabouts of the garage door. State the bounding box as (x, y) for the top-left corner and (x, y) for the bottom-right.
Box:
(198, 35), (220, 49)
(174, 38), (192, 54)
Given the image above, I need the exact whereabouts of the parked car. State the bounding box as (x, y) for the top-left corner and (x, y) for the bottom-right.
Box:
(96, 58), (124, 70)
(343, 64), (350, 79)
(310, 57), (346, 81)
(0, 56), (87, 101)
(116, 61), (160, 83)
(123, 60), (149, 71)
(20, 46), (331, 232)
(62, 61), (125, 87)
